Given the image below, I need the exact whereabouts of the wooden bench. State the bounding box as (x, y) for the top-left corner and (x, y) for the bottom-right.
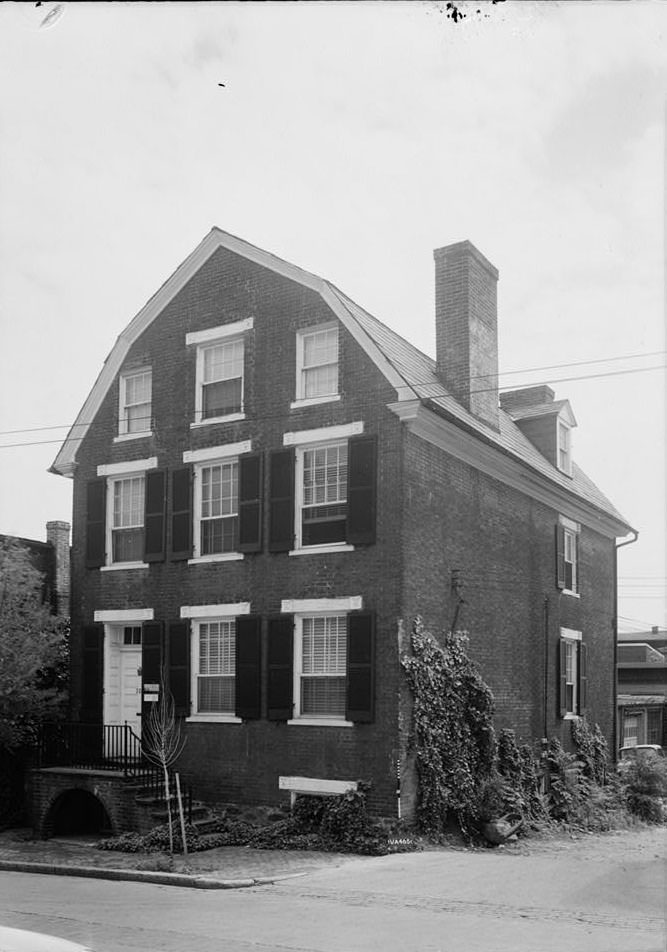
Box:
(279, 775), (358, 808)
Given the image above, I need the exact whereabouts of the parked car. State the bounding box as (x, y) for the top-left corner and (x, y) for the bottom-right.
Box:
(618, 744), (666, 766)
(0, 927), (93, 952)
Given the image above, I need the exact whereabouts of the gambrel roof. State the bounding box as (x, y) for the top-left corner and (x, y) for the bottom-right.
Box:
(51, 227), (632, 535)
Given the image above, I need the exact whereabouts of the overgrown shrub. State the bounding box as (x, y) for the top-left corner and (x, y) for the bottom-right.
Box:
(495, 730), (545, 824)
(401, 618), (496, 835)
(543, 738), (591, 822)
(571, 718), (608, 785)
(622, 757), (667, 824)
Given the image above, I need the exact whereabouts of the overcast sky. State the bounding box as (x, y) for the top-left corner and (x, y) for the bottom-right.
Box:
(0, 1), (664, 632)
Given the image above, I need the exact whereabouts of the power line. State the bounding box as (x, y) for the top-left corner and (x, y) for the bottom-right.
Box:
(472, 350), (667, 381)
(1, 361), (665, 450)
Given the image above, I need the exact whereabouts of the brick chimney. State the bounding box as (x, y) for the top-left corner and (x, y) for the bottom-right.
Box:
(434, 240), (499, 430)
(46, 520), (70, 616)
(499, 385), (555, 413)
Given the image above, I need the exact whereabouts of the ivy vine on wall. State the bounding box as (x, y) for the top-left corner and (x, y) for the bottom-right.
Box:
(401, 616), (496, 834)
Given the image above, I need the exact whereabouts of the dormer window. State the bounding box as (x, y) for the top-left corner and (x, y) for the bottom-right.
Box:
(558, 421), (572, 475)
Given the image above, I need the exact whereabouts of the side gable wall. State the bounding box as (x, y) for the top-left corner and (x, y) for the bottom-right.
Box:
(400, 430), (616, 752)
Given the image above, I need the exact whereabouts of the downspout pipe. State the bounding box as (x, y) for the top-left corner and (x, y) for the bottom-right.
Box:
(613, 529), (639, 760)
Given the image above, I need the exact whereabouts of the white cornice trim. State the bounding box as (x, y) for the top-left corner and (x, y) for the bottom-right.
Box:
(183, 440), (251, 464)
(180, 602), (251, 619)
(283, 421), (363, 446)
(94, 608), (154, 622)
(97, 457), (158, 477)
(389, 402), (628, 538)
(281, 596), (363, 613)
(185, 317), (254, 346)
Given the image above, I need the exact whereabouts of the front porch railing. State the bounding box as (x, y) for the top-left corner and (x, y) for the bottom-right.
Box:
(39, 722), (145, 776)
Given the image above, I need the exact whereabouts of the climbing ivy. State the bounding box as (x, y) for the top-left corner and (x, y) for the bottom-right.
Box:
(571, 717), (608, 785)
(401, 617), (496, 834)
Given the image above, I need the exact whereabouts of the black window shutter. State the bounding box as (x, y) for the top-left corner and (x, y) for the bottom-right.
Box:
(170, 467), (192, 560)
(346, 611), (375, 723)
(81, 624), (104, 723)
(268, 449), (294, 552)
(267, 614), (293, 720)
(578, 642), (588, 714)
(347, 435), (377, 546)
(558, 638), (568, 718)
(238, 453), (263, 553)
(144, 469), (166, 562)
(574, 532), (580, 593)
(555, 525), (566, 590)
(235, 615), (262, 719)
(142, 621), (164, 719)
(85, 479), (107, 568)
(167, 621), (190, 717)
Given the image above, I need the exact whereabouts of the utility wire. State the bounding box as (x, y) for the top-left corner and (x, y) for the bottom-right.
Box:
(1, 362), (665, 449)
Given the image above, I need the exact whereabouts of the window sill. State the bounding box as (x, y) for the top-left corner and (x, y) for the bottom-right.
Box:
(113, 431), (153, 443)
(290, 395), (341, 410)
(561, 590), (581, 599)
(287, 718), (354, 728)
(186, 714), (243, 724)
(100, 562), (149, 572)
(188, 553), (244, 565)
(191, 413), (245, 428)
(289, 543), (355, 557)
(563, 713), (581, 721)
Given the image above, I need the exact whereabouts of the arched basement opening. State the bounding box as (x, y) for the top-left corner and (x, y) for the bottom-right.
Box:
(49, 789), (113, 837)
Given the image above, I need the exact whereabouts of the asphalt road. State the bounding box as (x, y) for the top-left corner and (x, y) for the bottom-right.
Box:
(1, 827), (665, 952)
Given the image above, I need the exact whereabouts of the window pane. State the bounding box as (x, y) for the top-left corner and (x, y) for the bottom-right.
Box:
(303, 328), (337, 366)
(301, 676), (345, 717)
(302, 616), (346, 674)
(203, 340), (244, 383)
(113, 477), (144, 528)
(304, 364), (338, 399)
(201, 516), (238, 554)
(127, 402), (151, 433)
(198, 676), (235, 713)
(202, 378), (242, 417)
(199, 622), (235, 675)
(112, 527), (143, 562)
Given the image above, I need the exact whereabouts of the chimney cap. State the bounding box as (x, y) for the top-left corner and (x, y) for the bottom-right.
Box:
(433, 240), (499, 280)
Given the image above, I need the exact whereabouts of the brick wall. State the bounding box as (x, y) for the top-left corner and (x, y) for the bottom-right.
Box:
(399, 431), (617, 757)
(69, 247), (406, 817)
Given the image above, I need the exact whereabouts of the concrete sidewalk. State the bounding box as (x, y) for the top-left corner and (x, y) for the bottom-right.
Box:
(0, 829), (365, 889)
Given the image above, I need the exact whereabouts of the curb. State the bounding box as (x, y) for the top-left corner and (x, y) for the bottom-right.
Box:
(0, 859), (305, 889)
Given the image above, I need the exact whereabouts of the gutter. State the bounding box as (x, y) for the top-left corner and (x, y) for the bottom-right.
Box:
(613, 529), (640, 759)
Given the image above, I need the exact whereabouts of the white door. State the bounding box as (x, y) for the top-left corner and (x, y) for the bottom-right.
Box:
(119, 645), (142, 737)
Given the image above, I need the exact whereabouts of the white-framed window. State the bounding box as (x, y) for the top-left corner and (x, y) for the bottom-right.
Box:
(559, 627), (584, 719)
(564, 638), (578, 714)
(182, 602), (250, 723)
(297, 441), (348, 548)
(196, 619), (236, 714)
(196, 460), (239, 556)
(563, 526), (578, 593)
(109, 474), (145, 564)
(184, 441), (250, 563)
(118, 368), (152, 438)
(296, 325), (339, 403)
(622, 713), (640, 747)
(558, 421), (572, 475)
(294, 613), (347, 719)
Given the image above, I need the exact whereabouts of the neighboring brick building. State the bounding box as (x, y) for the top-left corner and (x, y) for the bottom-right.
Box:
(617, 628), (667, 750)
(0, 521), (71, 617)
(48, 228), (632, 820)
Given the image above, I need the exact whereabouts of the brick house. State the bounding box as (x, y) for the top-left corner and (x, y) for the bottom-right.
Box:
(0, 522), (70, 617)
(617, 628), (667, 750)
(47, 228), (632, 821)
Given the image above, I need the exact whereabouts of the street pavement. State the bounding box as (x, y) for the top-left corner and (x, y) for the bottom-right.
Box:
(0, 826), (664, 951)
